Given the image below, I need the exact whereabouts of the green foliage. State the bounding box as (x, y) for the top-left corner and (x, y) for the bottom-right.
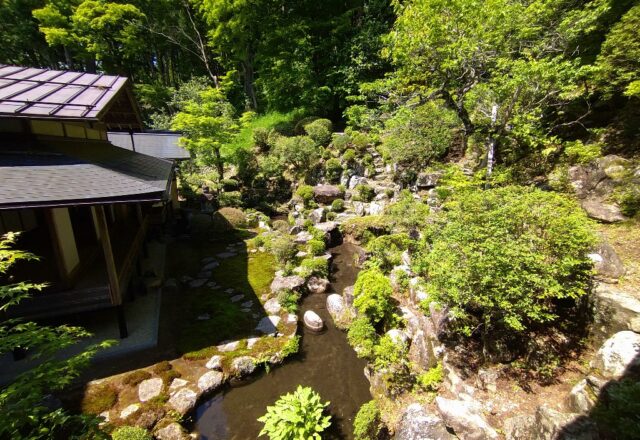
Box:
(325, 158), (343, 183)
(341, 216), (391, 244)
(353, 400), (382, 440)
(268, 235), (298, 266)
(416, 363), (443, 392)
(350, 131), (373, 152)
(381, 102), (459, 169)
(299, 257), (329, 279)
(347, 317), (378, 360)
(617, 186), (640, 218)
(0, 233), (111, 438)
(366, 233), (412, 271)
(332, 133), (351, 152)
(373, 335), (407, 370)
(112, 426), (152, 440)
(592, 378), (640, 438)
(563, 141), (602, 165)
(281, 335), (301, 359)
(385, 190), (430, 232)
(277, 289), (301, 313)
(353, 267), (393, 325)
(81, 383), (118, 415)
(419, 186), (596, 345)
(342, 148), (356, 165)
(258, 385), (331, 440)
(307, 239), (326, 256)
(272, 220), (291, 234)
(354, 184), (376, 203)
(295, 185), (315, 206)
(305, 119), (333, 146)
(216, 207), (247, 228)
(331, 198), (345, 212)
(253, 127), (271, 150)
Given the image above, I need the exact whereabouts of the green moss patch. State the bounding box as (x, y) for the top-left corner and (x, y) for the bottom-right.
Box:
(81, 383), (118, 414)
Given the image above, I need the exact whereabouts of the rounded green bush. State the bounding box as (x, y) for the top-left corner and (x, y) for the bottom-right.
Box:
(353, 267), (393, 324)
(212, 207), (247, 230)
(304, 118), (333, 146)
(325, 158), (343, 183)
(331, 198), (345, 212)
(331, 133), (351, 152)
(112, 426), (152, 440)
(353, 400), (382, 440)
(307, 238), (326, 256)
(342, 148), (356, 164)
(355, 184), (375, 203)
(295, 185), (315, 205)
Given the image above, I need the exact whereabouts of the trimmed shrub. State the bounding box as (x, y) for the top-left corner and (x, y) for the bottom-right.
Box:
(340, 216), (391, 244)
(342, 148), (356, 165)
(385, 190), (430, 232)
(354, 401), (382, 440)
(351, 131), (373, 152)
(258, 386), (331, 439)
(271, 219), (290, 234)
(326, 211), (337, 221)
(419, 186), (596, 349)
(331, 198), (345, 212)
(307, 239), (326, 256)
(253, 127), (270, 151)
(295, 185), (315, 207)
(268, 235), (298, 265)
(347, 317), (378, 359)
(355, 184), (375, 202)
(353, 268), (393, 325)
(218, 191), (243, 208)
(325, 158), (343, 183)
(373, 335), (407, 370)
(366, 233), (412, 272)
(299, 257), (329, 278)
(112, 426), (152, 440)
(332, 133), (351, 152)
(218, 207), (247, 228)
(220, 178), (239, 191)
(416, 362), (443, 392)
(304, 118), (333, 146)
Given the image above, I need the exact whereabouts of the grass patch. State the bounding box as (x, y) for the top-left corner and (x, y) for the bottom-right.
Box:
(81, 383), (118, 414)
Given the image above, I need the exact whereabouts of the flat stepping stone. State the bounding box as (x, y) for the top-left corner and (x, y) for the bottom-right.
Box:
(225, 288), (235, 294)
(197, 313), (211, 321)
(180, 275), (193, 284)
(198, 371), (224, 393)
(206, 281), (218, 288)
(230, 294), (245, 302)
(247, 337), (260, 349)
(120, 403), (140, 419)
(168, 388), (198, 415)
(189, 279), (207, 288)
(169, 378), (189, 393)
(202, 261), (219, 271)
(241, 300), (254, 308)
(205, 355), (223, 370)
(286, 314), (298, 324)
(252, 313), (259, 319)
(138, 377), (163, 402)
(201, 257), (217, 264)
(255, 316), (280, 334)
(217, 340), (240, 352)
(196, 271), (212, 279)
(241, 308), (251, 313)
(164, 278), (177, 288)
(217, 251), (237, 259)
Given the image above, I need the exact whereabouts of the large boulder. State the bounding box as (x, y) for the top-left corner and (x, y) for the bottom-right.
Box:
(591, 330), (640, 378)
(504, 405), (598, 440)
(588, 240), (626, 282)
(395, 403), (455, 440)
(326, 294), (345, 322)
(593, 284), (640, 341)
(435, 396), (499, 440)
(581, 198), (626, 223)
(315, 221), (341, 246)
(313, 185), (343, 204)
(263, 298), (282, 315)
(231, 356), (256, 376)
(308, 207), (325, 224)
(568, 378), (599, 414)
(271, 275), (305, 294)
(303, 310), (323, 331)
(155, 422), (191, 440)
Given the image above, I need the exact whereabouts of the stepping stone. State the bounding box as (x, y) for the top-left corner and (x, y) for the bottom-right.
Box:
(196, 271), (212, 279)
(247, 337), (260, 349)
(217, 251), (237, 259)
(138, 377), (163, 402)
(198, 371), (224, 393)
(168, 388), (197, 415)
(230, 294), (245, 302)
(197, 313), (211, 321)
(264, 298), (281, 315)
(206, 281), (218, 288)
(286, 314), (298, 324)
(217, 340), (240, 352)
(189, 279), (207, 288)
(231, 356), (256, 376)
(250, 249), (257, 253)
(169, 378), (189, 393)
(241, 308), (251, 313)
(180, 275), (193, 284)
(205, 355), (223, 370)
(164, 278), (177, 288)
(225, 288), (235, 294)
(241, 300), (254, 308)
(255, 316), (281, 334)
(202, 261), (219, 271)
(201, 257), (216, 264)
(252, 313), (259, 319)
(120, 403), (140, 419)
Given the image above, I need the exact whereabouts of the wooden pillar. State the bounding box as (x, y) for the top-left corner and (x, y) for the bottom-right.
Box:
(94, 205), (128, 338)
(170, 175), (180, 210)
(46, 207), (80, 287)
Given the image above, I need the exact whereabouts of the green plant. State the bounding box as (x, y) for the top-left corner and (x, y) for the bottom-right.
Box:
(353, 400), (382, 440)
(340, 216), (391, 244)
(592, 378), (640, 438)
(331, 198), (345, 212)
(253, 127), (271, 150)
(563, 140), (602, 165)
(272, 220), (291, 234)
(326, 212), (337, 221)
(416, 363), (443, 392)
(418, 186), (597, 355)
(307, 239), (326, 256)
(112, 426), (152, 440)
(332, 133), (351, 151)
(304, 118), (333, 146)
(343, 148), (356, 164)
(216, 207), (247, 228)
(373, 335), (407, 370)
(385, 190), (430, 232)
(366, 233), (412, 271)
(299, 257), (329, 278)
(281, 335), (301, 358)
(355, 184), (375, 202)
(353, 268), (393, 324)
(351, 131), (372, 152)
(347, 317), (378, 359)
(258, 385), (331, 440)
(268, 235), (298, 266)
(295, 184), (315, 207)
(219, 191), (243, 208)
(277, 289), (301, 313)
(325, 158), (343, 183)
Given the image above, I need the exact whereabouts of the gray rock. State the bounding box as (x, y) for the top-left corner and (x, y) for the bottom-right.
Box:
(435, 396), (499, 440)
(386, 328), (410, 348)
(120, 403), (140, 419)
(569, 379), (598, 414)
(416, 171), (443, 189)
(196, 270), (212, 279)
(216, 251), (237, 259)
(507, 405), (598, 440)
(367, 201), (386, 215)
(241, 300), (254, 308)
(593, 284), (640, 340)
(189, 278), (207, 288)
(409, 330), (437, 370)
(581, 198), (626, 223)
(198, 371), (224, 393)
(313, 184), (343, 204)
(303, 310), (323, 331)
(476, 368), (499, 393)
(169, 378), (189, 393)
(202, 261), (219, 271)
(138, 377), (163, 402)
(167, 388), (198, 415)
(349, 176), (368, 190)
(286, 313), (298, 324)
(264, 298), (282, 314)
(232, 356), (256, 376)
(155, 422), (190, 440)
(343, 285), (355, 307)
(589, 240), (626, 281)
(294, 231), (314, 244)
(230, 294), (245, 302)
(307, 276), (330, 294)
(164, 278), (178, 288)
(395, 403), (455, 440)
(591, 330), (640, 378)
(201, 256), (216, 264)
(326, 294), (345, 321)
(205, 355), (223, 370)
(308, 207), (325, 224)
(217, 340), (240, 352)
(315, 221), (338, 234)
(271, 275), (305, 294)
(255, 316), (281, 334)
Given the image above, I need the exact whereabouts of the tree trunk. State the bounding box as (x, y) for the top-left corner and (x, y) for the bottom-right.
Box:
(485, 104), (498, 188)
(441, 90), (475, 149)
(214, 147), (224, 181)
(242, 49), (258, 110)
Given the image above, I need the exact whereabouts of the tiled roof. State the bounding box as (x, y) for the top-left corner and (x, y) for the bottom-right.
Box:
(0, 65), (128, 120)
(0, 139), (173, 209)
(107, 132), (190, 160)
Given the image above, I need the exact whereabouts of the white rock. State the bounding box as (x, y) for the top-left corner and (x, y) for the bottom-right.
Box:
(435, 396), (499, 440)
(307, 276), (330, 294)
(198, 371), (224, 393)
(205, 355), (223, 370)
(167, 388), (198, 415)
(303, 310), (323, 331)
(247, 337), (260, 349)
(386, 328), (410, 348)
(232, 356), (256, 376)
(592, 330), (640, 378)
(217, 341), (240, 352)
(264, 298), (282, 314)
(138, 377), (163, 402)
(326, 294), (345, 321)
(169, 378), (189, 393)
(120, 403), (140, 419)
(286, 313), (298, 324)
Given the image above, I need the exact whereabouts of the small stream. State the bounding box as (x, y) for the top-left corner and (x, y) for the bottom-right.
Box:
(193, 242), (372, 439)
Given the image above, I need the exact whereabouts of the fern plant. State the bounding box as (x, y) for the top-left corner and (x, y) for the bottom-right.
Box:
(258, 385), (331, 440)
